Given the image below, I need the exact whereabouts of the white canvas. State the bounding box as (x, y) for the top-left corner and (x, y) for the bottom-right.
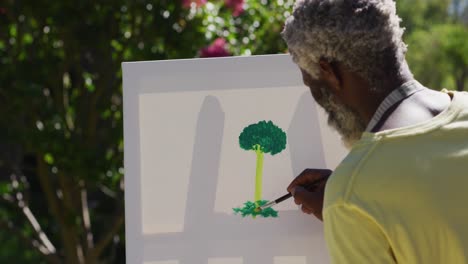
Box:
(123, 54), (349, 264)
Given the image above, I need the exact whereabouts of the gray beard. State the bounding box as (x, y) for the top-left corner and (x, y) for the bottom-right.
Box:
(315, 85), (367, 149)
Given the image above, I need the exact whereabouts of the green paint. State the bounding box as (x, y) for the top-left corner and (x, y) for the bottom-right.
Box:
(233, 200), (278, 218)
(254, 145), (264, 202)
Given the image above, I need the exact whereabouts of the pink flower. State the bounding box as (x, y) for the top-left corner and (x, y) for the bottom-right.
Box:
(225, 0), (244, 16)
(182, 0), (207, 8)
(200, 38), (231, 58)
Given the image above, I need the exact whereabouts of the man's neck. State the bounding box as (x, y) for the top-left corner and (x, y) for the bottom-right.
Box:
(361, 63), (414, 126)
(372, 83), (451, 133)
(378, 62), (414, 96)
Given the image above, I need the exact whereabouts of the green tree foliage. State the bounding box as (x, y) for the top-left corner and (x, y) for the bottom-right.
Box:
(396, 0), (468, 91)
(239, 120), (287, 155)
(0, 0), (465, 262)
(407, 24), (468, 91)
(396, 0), (452, 34)
(0, 0), (293, 262)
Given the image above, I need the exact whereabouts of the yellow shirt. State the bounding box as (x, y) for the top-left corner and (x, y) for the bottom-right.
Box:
(324, 90), (468, 263)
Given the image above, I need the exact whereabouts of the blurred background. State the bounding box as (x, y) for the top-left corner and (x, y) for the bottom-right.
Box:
(0, 0), (466, 263)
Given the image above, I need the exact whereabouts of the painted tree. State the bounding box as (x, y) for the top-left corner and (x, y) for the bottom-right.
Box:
(233, 120), (286, 218)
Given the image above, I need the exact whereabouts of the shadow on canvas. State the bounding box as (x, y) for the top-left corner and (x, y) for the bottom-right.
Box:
(143, 94), (329, 264)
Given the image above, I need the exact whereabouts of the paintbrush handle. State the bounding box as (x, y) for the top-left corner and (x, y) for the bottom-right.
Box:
(261, 177), (327, 210)
(275, 193), (292, 204)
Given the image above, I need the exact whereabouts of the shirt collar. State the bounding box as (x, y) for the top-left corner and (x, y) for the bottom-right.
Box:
(365, 80), (426, 132)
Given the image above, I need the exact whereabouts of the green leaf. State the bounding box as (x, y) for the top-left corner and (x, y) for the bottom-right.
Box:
(9, 25), (17, 37)
(105, 149), (114, 160)
(0, 183), (10, 195)
(83, 72), (95, 92)
(22, 34), (33, 45)
(44, 153), (54, 165)
(111, 39), (123, 52)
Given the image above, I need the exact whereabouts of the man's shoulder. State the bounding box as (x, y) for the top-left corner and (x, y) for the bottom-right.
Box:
(323, 133), (426, 209)
(324, 141), (378, 209)
(325, 89), (468, 210)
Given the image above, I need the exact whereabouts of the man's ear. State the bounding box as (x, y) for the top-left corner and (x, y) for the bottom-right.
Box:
(319, 59), (342, 93)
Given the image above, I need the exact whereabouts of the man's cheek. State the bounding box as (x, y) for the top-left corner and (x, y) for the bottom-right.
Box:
(310, 86), (323, 103)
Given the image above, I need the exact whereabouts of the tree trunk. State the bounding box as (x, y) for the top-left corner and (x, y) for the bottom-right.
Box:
(456, 69), (466, 91)
(36, 155), (81, 264)
(254, 146), (264, 203)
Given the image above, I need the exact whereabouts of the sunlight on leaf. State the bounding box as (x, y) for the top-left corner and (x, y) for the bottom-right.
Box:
(44, 153), (54, 165)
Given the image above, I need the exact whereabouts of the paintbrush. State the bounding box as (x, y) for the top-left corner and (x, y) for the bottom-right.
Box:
(255, 177), (327, 212)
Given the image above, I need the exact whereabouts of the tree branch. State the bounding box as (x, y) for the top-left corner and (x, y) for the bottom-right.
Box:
(0, 212), (61, 264)
(80, 181), (94, 251)
(36, 155), (82, 264)
(456, 68), (466, 91)
(10, 168), (58, 252)
(21, 205), (57, 254)
(86, 209), (124, 262)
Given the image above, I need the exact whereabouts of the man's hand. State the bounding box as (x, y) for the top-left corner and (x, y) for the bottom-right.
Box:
(287, 169), (333, 221)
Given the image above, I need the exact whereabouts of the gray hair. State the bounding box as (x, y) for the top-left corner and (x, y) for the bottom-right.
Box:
(282, 0), (410, 90)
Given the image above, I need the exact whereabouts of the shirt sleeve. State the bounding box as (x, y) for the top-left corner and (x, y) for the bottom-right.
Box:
(323, 204), (396, 264)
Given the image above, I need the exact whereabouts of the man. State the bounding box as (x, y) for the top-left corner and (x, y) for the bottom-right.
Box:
(282, 0), (468, 263)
